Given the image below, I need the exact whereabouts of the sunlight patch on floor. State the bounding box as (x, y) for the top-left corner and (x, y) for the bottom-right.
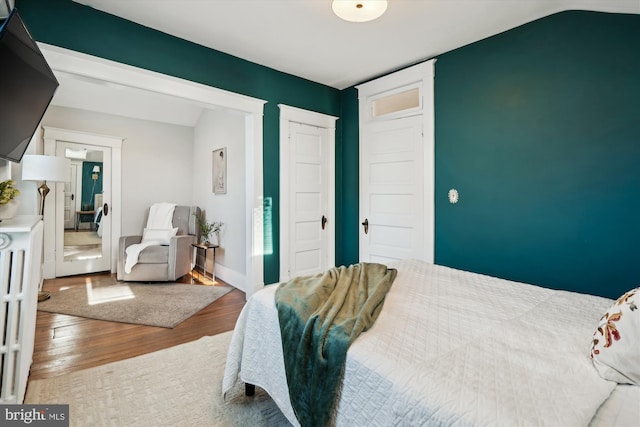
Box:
(85, 282), (135, 305)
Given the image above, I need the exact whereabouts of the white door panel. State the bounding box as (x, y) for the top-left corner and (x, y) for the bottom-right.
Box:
(361, 116), (425, 262)
(279, 105), (337, 282)
(289, 122), (329, 278)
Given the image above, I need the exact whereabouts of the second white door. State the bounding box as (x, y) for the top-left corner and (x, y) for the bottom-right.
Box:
(288, 122), (330, 278)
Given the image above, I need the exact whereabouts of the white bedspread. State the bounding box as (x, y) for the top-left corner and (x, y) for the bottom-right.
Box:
(223, 259), (620, 426)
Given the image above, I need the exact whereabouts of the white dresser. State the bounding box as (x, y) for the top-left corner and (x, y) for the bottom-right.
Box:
(0, 215), (43, 403)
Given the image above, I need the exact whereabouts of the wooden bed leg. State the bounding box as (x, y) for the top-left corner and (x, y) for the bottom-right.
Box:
(245, 383), (255, 396)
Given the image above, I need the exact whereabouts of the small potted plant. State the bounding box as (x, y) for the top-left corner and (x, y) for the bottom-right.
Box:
(194, 212), (223, 245)
(0, 179), (20, 221)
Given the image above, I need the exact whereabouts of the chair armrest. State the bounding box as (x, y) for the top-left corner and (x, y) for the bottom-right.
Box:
(117, 235), (142, 280)
(118, 236), (142, 254)
(170, 235), (196, 249)
(168, 235), (197, 279)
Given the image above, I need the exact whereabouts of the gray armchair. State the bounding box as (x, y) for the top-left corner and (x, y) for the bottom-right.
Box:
(117, 205), (200, 281)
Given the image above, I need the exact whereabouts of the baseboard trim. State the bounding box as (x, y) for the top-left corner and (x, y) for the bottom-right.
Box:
(214, 263), (246, 292)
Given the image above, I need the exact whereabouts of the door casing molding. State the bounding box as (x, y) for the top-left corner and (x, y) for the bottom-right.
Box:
(356, 60), (435, 264)
(278, 104), (337, 283)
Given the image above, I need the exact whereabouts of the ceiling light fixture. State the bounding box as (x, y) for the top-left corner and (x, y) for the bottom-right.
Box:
(332, 0), (388, 23)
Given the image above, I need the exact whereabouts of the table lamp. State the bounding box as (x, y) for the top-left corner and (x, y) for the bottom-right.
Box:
(21, 154), (70, 216)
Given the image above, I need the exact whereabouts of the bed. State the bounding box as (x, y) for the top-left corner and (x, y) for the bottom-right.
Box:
(222, 259), (640, 426)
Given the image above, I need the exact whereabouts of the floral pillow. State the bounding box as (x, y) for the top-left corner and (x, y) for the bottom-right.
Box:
(590, 287), (639, 384)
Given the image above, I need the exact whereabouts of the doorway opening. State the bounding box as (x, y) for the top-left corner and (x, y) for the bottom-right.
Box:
(40, 43), (266, 297)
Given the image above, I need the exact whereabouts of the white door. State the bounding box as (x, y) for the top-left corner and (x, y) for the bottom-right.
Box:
(55, 142), (112, 276)
(63, 163), (78, 229)
(360, 116), (426, 263)
(357, 60), (435, 265)
(288, 122), (330, 278)
(279, 105), (337, 283)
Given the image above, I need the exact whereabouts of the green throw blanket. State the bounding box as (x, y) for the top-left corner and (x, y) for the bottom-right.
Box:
(275, 263), (397, 427)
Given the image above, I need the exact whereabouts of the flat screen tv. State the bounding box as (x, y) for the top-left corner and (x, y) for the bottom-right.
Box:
(0, 8), (58, 163)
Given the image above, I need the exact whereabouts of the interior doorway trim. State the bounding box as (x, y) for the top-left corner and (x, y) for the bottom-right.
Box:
(39, 43), (267, 297)
(279, 104), (337, 282)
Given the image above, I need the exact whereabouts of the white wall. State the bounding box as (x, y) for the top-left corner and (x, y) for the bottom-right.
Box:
(38, 106), (194, 235)
(193, 108), (246, 288)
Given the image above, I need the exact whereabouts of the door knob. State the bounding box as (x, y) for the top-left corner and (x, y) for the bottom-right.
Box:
(103, 203), (109, 216)
(71, 193), (74, 201)
(321, 215), (328, 230)
(362, 218), (369, 234)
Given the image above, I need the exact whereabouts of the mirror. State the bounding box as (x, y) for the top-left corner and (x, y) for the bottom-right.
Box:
(63, 149), (104, 262)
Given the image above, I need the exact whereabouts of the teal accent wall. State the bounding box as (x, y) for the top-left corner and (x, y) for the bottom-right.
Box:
(434, 11), (640, 299)
(18, 0), (342, 284)
(337, 87), (360, 266)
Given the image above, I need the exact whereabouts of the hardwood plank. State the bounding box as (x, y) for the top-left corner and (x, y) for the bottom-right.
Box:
(28, 271), (246, 382)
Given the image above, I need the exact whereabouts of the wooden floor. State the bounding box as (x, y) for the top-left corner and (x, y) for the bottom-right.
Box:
(28, 271), (246, 382)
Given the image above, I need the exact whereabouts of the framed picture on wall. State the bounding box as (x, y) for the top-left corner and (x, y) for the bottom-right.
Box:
(213, 147), (227, 194)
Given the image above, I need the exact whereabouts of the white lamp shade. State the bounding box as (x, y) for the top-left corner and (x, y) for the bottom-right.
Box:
(21, 154), (70, 182)
(332, 0), (388, 22)
(92, 165), (100, 173)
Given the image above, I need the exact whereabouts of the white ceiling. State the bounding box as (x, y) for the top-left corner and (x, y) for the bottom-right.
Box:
(47, 0), (639, 127)
(72, 0), (639, 90)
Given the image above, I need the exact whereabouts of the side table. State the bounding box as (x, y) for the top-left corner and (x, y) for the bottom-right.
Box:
(75, 210), (95, 231)
(192, 243), (219, 282)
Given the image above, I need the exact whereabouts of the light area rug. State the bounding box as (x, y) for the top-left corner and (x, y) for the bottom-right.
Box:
(25, 331), (291, 427)
(37, 282), (233, 328)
